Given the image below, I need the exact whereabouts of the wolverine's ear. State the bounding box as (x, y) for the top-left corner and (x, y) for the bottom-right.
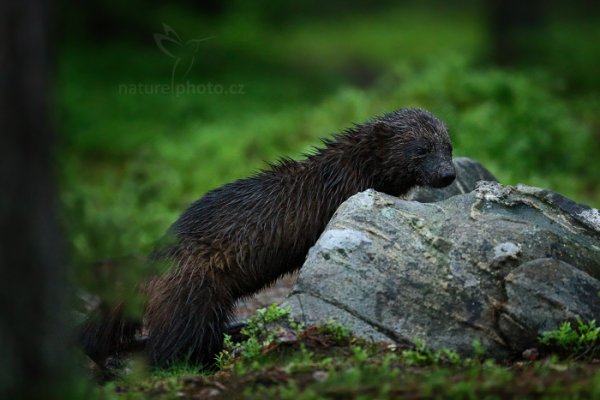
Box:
(371, 121), (395, 139)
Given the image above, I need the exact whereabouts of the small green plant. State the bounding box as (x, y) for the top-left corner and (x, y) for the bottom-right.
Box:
(151, 361), (202, 378)
(214, 334), (234, 369)
(241, 304), (292, 336)
(471, 339), (486, 360)
(402, 338), (435, 365)
(401, 338), (463, 366)
(351, 345), (369, 364)
(540, 319), (600, 357)
(313, 319), (352, 343)
(215, 304), (301, 368)
(439, 348), (463, 366)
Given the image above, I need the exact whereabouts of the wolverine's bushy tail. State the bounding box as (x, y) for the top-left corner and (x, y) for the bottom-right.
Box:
(145, 276), (234, 368)
(79, 303), (141, 367)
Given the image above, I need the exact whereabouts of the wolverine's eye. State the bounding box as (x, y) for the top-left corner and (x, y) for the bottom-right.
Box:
(414, 146), (429, 157)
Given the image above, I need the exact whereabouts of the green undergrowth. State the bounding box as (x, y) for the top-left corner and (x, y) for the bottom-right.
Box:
(62, 54), (600, 300)
(59, 3), (600, 298)
(102, 306), (600, 399)
(540, 319), (600, 359)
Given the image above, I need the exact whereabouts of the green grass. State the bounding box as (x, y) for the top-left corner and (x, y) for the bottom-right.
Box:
(106, 308), (600, 399)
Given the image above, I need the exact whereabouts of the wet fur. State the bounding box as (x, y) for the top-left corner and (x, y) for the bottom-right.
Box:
(80, 108), (454, 368)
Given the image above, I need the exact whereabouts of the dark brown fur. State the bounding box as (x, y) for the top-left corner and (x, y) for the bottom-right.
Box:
(80, 108), (455, 368)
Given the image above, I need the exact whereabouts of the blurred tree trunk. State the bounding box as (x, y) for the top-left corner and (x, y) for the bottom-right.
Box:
(0, 0), (70, 398)
(488, 0), (544, 65)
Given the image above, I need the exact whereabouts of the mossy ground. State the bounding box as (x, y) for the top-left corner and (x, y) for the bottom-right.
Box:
(103, 312), (600, 399)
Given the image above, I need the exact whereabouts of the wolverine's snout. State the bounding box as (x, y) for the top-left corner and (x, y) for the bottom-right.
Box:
(430, 163), (456, 188)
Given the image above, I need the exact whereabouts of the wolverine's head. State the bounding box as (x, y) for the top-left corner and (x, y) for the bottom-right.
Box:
(368, 108), (455, 195)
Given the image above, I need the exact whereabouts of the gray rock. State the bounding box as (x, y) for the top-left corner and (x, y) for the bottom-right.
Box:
(283, 182), (600, 358)
(500, 258), (600, 351)
(406, 157), (497, 203)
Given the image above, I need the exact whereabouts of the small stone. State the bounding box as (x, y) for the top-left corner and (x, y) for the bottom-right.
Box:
(278, 330), (298, 344)
(522, 348), (539, 361)
(493, 242), (521, 262)
(195, 388), (220, 398)
(579, 208), (600, 232)
(313, 371), (329, 382)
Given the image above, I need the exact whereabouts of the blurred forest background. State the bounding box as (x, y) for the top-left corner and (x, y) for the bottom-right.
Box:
(57, 0), (600, 296)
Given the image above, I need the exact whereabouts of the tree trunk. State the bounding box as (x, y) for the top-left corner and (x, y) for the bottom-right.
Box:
(0, 0), (70, 398)
(488, 0), (544, 65)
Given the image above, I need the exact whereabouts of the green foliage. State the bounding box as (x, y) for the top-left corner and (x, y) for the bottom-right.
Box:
(215, 305), (302, 369)
(114, 322), (600, 399)
(151, 362), (202, 379)
(214, 334), (234, 369)
(313, 319), (352, 344)
(401, 338), (463, 366)
(242, 304), (295, 337)
(351, 345), (369, 364)
(471, 338), (486, 360)
(529, 21), (600, 92)
(540, 319), (600, 357)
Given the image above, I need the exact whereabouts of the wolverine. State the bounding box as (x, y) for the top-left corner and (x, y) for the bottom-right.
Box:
(81, 108), (456, 368)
